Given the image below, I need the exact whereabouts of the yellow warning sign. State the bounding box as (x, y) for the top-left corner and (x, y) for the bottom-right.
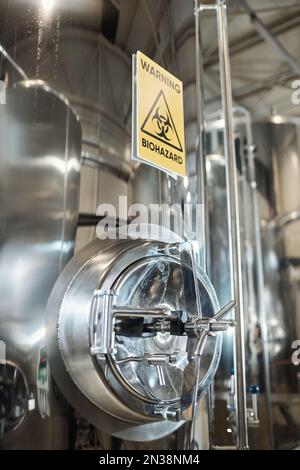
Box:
(132, 51), (186, 177)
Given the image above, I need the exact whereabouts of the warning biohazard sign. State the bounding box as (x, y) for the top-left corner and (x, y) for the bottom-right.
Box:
(132, 51), (186, 177)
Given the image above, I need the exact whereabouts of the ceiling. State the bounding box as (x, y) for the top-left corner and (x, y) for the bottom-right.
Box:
(115, 0), (300, 118)
(0, 0), (300, 118)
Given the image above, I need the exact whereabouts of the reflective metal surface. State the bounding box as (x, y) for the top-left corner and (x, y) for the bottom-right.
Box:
(204, 110), (273, 448)
(46, 235), (222, 442)
(252, 120), (300, 448)
(253, 122), (300, 366)
(0, 81), (82, 448)
(0, 362), (29, 435)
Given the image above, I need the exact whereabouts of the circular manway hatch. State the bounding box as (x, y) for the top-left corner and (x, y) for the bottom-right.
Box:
(46, 236), (225, 441)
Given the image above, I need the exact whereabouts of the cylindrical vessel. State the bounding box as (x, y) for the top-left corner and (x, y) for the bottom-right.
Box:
(0, 81), (82, 449)
(253, 120), (300, 379)
(250, 119), (300, 449)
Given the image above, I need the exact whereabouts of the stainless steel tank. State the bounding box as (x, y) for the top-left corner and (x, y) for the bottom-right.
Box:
(1, 4), (133, 252)
(204, 112), (274, 449)
(45, 234), (225, 442)
(0, 80), (82, 449)
(252, 120), (300, 376)
(236, 118), (300, 449)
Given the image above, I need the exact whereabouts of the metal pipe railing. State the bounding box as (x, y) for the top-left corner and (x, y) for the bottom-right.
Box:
(194, 0), (209, 274)
(195, 0), (249, 450)
(215, 0), (249, 449)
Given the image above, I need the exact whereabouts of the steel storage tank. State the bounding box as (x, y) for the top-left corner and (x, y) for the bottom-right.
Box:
(224, 118), (300, 449)
(203, 116), (300, 449)
(0, 80), (82, 449)
(6, 14), (134, 252)
(203, 112), (275, 449)
(252, 120), (300, 378)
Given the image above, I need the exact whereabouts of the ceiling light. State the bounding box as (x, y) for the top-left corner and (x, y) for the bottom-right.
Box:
(42, 0), (55, 12)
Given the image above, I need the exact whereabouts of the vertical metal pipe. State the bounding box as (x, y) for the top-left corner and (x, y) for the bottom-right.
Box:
(194, 0), (208, 274)
(216, 0), (249, 449)
(191, 1), (212, 450)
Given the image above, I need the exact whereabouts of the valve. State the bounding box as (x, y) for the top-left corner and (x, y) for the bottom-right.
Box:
(184, 300), (236, 357)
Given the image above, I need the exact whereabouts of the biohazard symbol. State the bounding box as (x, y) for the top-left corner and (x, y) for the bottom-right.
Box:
(141, 90), (183, 152)
(152, 108), (173, 141)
